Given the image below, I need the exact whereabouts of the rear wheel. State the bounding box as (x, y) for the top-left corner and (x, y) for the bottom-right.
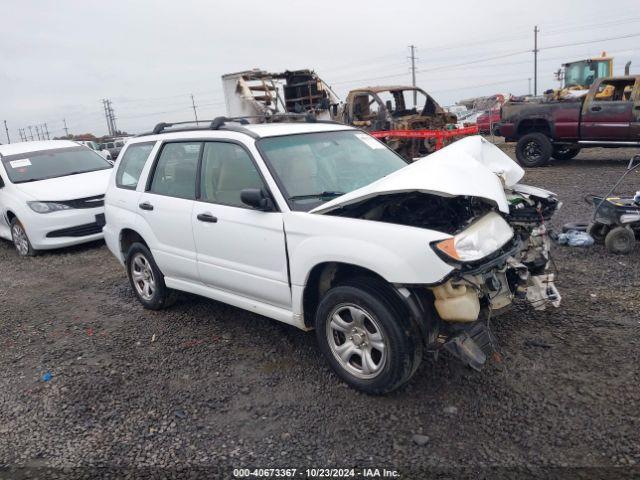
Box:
(587, 222), (609, 244)
(10, 218), (36, 257)
(314, 278), (423, 394)
(126, 242), (177, 309)
(604, 227), (635, 254)
(516, 133), (552, 167)
(552, 145), (580, 161)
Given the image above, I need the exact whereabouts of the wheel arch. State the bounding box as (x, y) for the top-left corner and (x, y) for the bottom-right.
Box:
(119, 228), (150, 259)
(302, 262), (391, 328)
(516, 118), (552, 137)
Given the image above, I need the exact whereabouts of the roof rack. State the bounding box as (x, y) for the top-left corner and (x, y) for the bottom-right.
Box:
(137, 114), (344, 138)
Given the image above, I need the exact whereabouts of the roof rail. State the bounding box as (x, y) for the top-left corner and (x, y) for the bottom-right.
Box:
(138, 113), (345, 137)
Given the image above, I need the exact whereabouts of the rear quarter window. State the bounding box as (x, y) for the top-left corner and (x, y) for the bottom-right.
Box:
(116, 142), (155, 189)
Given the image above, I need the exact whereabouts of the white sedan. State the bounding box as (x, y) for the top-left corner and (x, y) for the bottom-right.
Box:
(0, 140), (113, 256)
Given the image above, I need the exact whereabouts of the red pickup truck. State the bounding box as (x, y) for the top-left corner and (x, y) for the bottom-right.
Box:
(499, 76), (640, 167)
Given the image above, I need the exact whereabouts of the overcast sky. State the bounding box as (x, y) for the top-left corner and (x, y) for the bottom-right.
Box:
(1, 0), (639, 139)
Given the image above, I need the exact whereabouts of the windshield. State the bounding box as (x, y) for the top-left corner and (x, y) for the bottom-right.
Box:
(257, 130), (408, 211)
(1, 146), (112, 184)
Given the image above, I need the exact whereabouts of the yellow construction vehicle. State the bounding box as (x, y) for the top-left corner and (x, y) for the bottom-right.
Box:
(557, 53), (614, 89)
(550, 53), (617, 100)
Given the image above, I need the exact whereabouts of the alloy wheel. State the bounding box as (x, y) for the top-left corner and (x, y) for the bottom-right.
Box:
(326, 304), (388, 379)
(11, 223), (30, 256)
(523, 140), (543, 161)
(131, 253), (156, 301)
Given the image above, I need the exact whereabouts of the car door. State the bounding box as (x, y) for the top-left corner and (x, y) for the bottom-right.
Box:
(581, 79), (635, 140)
(136, 141), (200, 282)
(192, 141), (290, 309)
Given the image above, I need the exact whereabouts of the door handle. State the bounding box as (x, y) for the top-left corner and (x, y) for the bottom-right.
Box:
(591, 106), (602, 112)
(197, 213), (218, 223)
(138, 202), (154, 211)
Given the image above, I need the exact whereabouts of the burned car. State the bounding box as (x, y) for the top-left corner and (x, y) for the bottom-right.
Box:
(339, 86), (458, 158)
(105, 120), (560, 394)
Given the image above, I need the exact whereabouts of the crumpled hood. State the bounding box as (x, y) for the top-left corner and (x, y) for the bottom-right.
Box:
(12, 168), (112, 201)
(311, 136), (524, 215)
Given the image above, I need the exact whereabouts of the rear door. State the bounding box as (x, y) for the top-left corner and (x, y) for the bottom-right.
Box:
(192, 141), (290, 308)
(136, 141), (200, 282)
(580, 78), (635, 140)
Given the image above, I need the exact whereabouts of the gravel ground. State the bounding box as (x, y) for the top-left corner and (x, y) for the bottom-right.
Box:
(1, 146), (639, 479)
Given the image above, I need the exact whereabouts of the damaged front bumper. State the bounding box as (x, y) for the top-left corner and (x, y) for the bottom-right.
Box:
(407, 221), (561, 371)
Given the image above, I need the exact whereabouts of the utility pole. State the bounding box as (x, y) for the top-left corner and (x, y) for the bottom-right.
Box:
(44, 123), (50, 140)
(63, 118), (69, 137)
(533, 25), (539, 96)
(408, 45), (417, 108)
(191, 94), (199, 125)
(27, 125), (34, 141)
(103, 99), (114, 136)
(108, 100), (118, 136)
(3, 120), (10, 144)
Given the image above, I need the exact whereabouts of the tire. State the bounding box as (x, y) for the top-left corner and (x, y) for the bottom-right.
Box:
(314, 277), (423, 394)
(515, 133), (553, 167)
(604, 227), (635, 254)
(587, 222), (609, 245)
(126, 242), (177, 309)
(552, 145), (580, 161)
(10, 218), (36, 257)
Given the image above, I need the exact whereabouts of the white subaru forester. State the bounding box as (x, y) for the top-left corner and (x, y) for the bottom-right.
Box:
(104, 118), (561, 394)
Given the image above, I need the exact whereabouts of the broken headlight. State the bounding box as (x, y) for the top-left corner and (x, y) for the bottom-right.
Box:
(432, 212), (514, 263)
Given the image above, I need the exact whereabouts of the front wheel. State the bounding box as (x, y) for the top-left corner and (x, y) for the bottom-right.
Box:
(126, 242), (177, 309)
(315, 278), (422, 394)
(10, 218), (36, 257)
(515, 133), (553, 167)
(552, 145), (580, 161)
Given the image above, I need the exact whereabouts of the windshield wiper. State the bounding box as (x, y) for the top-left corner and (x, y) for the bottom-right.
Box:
(288, 191), (345, 201)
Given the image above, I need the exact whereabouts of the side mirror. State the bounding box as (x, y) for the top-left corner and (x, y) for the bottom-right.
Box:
(0, 176), (4, 188)
(240, 188), (275, 211)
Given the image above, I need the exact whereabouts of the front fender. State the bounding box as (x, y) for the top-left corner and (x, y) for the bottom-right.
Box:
(284, 212), (454, 286)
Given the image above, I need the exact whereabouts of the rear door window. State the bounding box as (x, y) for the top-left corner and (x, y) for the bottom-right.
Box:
(116, 142), (155, 189)
(149, 142), (201, 200)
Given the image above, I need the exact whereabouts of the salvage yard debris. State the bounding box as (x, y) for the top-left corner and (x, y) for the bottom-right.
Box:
(222, 68), (476, 159)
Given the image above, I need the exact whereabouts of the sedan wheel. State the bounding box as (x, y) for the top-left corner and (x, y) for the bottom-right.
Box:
(326, 304), (387, 379)
(10, 219), (35, 256)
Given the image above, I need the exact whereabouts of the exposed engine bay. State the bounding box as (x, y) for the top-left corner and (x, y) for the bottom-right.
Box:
(326, 184), (562, 371)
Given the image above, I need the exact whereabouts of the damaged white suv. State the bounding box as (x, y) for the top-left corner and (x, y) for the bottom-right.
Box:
(104, 118), (561, 394)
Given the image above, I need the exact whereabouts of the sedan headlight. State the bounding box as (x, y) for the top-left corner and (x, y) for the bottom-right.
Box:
(433, 212), (514, 263)
(27, 201), (72, 214)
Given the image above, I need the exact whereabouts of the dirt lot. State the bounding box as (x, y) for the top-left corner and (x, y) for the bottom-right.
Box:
(1, 146), (639, 479)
